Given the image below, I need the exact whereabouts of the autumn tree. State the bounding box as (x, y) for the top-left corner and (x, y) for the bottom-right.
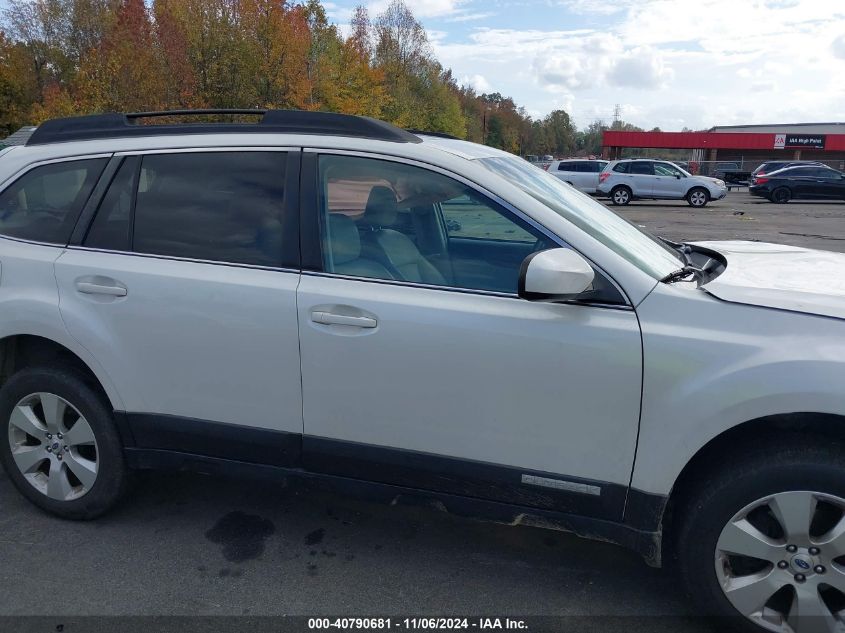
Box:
(69, 0), (167, 114)
(153, 0), (199, 108)
(544, 109), (576, 156)
(0, 0), (583, 159)
(348, 5), (372, 59)
(0, 31), (39, 134)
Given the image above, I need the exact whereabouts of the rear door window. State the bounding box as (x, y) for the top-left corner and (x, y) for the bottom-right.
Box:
(131, 151), (289, 267)
(0, 158), (107, 245)
(784, 167), (815, 177)
(630, 162), (654, 175)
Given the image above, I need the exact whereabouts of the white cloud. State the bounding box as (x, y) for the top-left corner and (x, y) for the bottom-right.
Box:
(460, 74), (491, 92)
(429, 0), (845, 129)
(834, 34), (845, 60)
(555, 0), (637, 15)
(750, 80), (776, 92)
(366, 0), (465, 19)
(445, 11), (496, 23)
(606, 46), (673, 88)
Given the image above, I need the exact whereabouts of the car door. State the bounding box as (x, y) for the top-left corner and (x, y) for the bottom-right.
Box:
(787, 167), (822, 198)
(809, 168), (845, 199)
(628, 161), (655, 197)
(296, 151), (643, 521)
(54, 149), (304, 466)
(652, 162), (686, 198)
(571, 162), (594, 192)
(554, 161), (576, 186)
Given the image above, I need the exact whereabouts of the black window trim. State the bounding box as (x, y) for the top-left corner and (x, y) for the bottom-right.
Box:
(68, 146), (302, 272)
(300, 147), (632, 309)
(0, 153), (114, 248)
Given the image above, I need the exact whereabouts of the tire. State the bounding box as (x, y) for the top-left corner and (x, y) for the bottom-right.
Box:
(772, 187), (792, 204)
(687, 187), (710, 208)
(0, 366), (126, 519)
(676, 437), (845, 632)
(610, 186), (632, 206)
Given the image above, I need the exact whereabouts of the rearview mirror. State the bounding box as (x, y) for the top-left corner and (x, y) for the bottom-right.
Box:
(518, 248), (595, 302)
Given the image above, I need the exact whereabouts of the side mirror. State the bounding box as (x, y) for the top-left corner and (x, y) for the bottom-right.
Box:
(674, 173), (682, 179)
(518, 248), (595, 302)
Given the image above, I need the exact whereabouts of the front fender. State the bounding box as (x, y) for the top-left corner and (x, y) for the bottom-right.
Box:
(631, 283), (845, 495)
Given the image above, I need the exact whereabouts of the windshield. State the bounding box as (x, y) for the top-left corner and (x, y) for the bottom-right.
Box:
(476, 156), (683, 279)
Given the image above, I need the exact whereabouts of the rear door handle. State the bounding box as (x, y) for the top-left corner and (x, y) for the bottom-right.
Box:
(75, 281), (127, 297)
(311, 311), (377, 328)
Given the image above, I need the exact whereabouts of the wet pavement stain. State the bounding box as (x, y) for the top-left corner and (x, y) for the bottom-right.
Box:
(205, 511), (275, 563)
(305, 528), (325, 545)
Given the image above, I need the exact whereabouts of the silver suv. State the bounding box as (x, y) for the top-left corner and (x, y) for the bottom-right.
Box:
(598, 158), (728, 207)
(3, 110), (845, 632)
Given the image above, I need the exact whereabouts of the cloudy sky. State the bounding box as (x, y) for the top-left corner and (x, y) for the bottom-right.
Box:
(326, 0), (845, 131)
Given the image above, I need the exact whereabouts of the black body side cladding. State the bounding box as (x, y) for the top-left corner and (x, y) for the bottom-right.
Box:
(116, 411), (667, 564)
(123, 448), (663, 564)
(304, 436), (626, 521)
(123, 413), (301, 468)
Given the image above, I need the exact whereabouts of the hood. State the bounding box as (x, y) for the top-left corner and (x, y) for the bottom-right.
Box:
(692, 240), (845, 320)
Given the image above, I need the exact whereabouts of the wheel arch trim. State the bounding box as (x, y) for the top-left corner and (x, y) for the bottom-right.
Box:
(658, 412), (845, 540)
(0, 330), (125, 411)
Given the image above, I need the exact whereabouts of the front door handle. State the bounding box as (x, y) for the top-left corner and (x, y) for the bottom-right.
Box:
(311, 311), (377, 328)
(76, 281), (127, 297)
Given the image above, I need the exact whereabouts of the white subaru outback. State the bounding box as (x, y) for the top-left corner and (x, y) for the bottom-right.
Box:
(1, 110), (845, 632)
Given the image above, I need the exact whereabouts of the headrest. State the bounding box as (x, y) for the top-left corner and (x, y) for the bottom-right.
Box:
(362, 186), (399, 227)
(328, 214), (361, 265)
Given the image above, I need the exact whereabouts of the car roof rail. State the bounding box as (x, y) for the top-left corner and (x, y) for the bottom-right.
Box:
(26, 109), (422, 146)
(405, 129), (460, 140)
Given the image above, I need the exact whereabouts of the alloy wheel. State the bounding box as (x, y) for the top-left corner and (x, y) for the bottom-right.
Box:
(689, 190), (708, 207)
(715, 491), (845, 632)
(7, 392), (98, 501)
(612, 189), (630, 205)
(774, 189), (791, 203)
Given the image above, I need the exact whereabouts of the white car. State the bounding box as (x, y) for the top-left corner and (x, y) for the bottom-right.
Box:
(598, 158), (728, 207)
(547, 158), (608, 193)
(2, 110), (845, 632)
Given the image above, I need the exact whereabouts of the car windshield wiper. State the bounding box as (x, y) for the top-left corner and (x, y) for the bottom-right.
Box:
(657, 237), (706, 283)
(661, 265), (704, 284)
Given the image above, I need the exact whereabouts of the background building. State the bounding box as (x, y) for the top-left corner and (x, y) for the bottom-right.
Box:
(602, 122), (845, 172)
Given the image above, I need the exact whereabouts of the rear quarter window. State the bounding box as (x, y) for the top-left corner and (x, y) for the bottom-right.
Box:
(612, 162), (630, 173)
(0, 158), (107, 245)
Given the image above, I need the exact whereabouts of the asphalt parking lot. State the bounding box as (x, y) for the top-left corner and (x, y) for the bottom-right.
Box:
(610, 189), (845, 252)
(1, 189), (843, 631)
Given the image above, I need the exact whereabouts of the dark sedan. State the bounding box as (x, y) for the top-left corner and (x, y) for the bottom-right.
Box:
(750, 159), (824, 177)
(749, 165), (845, 203)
